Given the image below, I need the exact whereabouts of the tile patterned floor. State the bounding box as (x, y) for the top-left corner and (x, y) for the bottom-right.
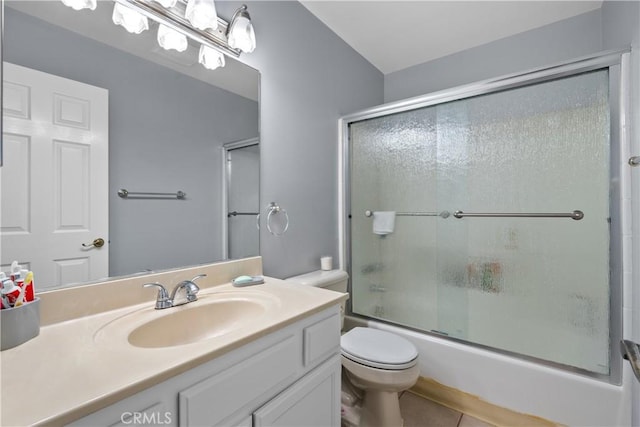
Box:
(399, 392), (495, 427)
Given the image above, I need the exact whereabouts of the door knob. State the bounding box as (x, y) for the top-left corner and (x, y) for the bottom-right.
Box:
(82, 238), (105, 248)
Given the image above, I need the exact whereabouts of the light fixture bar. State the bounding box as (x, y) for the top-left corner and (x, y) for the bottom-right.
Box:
(113, 0), (241, 58)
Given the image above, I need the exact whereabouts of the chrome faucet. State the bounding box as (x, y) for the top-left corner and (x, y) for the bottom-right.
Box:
(144, 274), (207, 310)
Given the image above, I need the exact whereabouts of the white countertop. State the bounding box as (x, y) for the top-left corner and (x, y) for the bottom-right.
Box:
(1, 260), (347, 426)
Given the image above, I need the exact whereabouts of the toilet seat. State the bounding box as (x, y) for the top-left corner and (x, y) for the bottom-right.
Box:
(341, 327), (418, 370)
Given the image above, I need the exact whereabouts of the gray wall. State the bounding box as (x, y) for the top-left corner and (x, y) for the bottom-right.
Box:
(4, 8), (259, 276)
(216, 2), (384, 278)
(602, 0), (640, 50)
(384, 9), (603, 103)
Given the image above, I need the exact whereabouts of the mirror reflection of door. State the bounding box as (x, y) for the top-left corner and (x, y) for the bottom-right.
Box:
(1, 63), (109, 288)
(223, 139), (259, 259)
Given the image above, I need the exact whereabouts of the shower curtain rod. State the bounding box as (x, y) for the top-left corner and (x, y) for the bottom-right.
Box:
(363, 210), (584, 220)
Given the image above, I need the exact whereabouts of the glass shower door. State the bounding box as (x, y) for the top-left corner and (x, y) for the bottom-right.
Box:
(226, 142), (260, 259)
(349, 69), (611, 375)
(350, 108), (440, 330)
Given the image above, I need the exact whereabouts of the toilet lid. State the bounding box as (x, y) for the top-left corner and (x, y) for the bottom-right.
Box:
(341, 327), (418, 370)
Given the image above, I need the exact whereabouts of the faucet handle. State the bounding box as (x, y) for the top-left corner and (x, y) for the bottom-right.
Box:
(190, 274), (207, 283)
(183, 274), (206, 302)
(183, 274), (206, 301)
(143, 282), (172, 309)
(184, 284), (199, 303)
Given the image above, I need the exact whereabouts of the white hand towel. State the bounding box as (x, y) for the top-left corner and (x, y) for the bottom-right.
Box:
(373, 211), (396, 235)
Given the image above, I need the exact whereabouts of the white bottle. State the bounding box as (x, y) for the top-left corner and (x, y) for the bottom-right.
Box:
(1, 279), (21, 306)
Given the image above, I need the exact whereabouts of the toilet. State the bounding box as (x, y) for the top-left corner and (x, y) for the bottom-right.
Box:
(286, 270), (420, 427)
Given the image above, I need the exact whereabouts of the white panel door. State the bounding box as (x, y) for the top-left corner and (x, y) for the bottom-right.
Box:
(1, 62), (109, 289)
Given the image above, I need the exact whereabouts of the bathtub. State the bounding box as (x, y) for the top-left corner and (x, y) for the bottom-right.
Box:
(345, 315), (633, 426)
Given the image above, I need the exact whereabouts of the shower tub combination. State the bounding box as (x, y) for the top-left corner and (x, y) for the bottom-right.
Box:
(339, 50), (633, 426)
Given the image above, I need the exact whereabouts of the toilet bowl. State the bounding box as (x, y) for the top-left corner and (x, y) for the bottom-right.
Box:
(285, 271), (419, 427)
(341, 327), (419, 427)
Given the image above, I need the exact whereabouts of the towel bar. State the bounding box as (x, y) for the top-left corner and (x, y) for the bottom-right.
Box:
(621, 339), (640, 382)
(453, 210), (584, 220)
(228, 211), (259, 217)
(118, 189), (186, 199)
(364, 210), (451, 218)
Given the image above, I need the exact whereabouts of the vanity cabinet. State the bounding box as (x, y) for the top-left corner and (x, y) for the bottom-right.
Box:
(69, 306), (341, 427)
(253, 355), (340, 427)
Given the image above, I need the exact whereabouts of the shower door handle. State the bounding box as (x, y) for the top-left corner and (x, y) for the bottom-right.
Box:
(621, 339), (640, 382)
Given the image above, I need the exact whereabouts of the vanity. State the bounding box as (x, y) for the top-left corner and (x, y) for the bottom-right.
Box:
(1, 257), (347, 426)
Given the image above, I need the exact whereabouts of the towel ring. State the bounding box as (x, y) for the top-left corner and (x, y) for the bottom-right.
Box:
(266, 202), (289, 236)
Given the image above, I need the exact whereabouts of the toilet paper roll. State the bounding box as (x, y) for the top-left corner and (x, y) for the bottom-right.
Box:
(321, 256), (333, 271)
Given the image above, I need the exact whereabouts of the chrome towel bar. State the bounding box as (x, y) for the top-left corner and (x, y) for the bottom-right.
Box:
(228, 211), (259, 217)
(364, 210), (584, 220)
(118, 189), (186, 199)
(453, 210), (584, 220)
(364, 210), (451, 218)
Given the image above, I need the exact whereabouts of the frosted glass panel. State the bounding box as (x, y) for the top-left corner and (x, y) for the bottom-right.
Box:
(351, 109), (439, 329)
(349, 70), (610, 375)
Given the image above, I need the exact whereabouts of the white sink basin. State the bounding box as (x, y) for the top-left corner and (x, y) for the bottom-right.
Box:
(94, 290), (279, 348)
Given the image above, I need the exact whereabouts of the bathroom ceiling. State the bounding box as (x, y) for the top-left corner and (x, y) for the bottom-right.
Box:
(300, 1), (604, 74)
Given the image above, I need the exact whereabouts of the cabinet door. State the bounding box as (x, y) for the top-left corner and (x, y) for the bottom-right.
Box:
(179, 335), (298, 426)
(253, 355), (341, 427)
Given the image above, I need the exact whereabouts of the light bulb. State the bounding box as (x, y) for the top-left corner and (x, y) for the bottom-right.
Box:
(228, 6), (256, 53)
(198, 45), (225, 70)
(157, 24), (188, 52)
(60, 0), (96, 11)
(112, 3), (149, 34)
(228, 14), (256, 53)
(186, 0), (218, 31)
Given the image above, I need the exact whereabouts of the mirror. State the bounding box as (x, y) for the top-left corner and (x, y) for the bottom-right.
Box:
(1, 1), (260, 291)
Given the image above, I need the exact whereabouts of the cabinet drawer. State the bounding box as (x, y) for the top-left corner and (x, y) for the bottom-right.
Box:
(179, 334), (298, 426)
(303, 313), (340, 368)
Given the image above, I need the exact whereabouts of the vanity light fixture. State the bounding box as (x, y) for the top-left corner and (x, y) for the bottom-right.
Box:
(185, 0), (218, 31)
(198, 44), (225, 70)
(112, 2), (149, 34)
(61, 0), (97, 11)
(227, 4), (255, 53)
(157, 24), (188, 52)
(152, 0), (178, 8)
(61, 0), (256, 71)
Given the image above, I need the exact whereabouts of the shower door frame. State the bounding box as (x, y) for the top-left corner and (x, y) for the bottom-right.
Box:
(221, 137), (260, 260)
(339, 49), (630, 384)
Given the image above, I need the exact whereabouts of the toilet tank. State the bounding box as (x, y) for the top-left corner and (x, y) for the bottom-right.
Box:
(285, 269), (349, 292)
(285, 270), (349, 329)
